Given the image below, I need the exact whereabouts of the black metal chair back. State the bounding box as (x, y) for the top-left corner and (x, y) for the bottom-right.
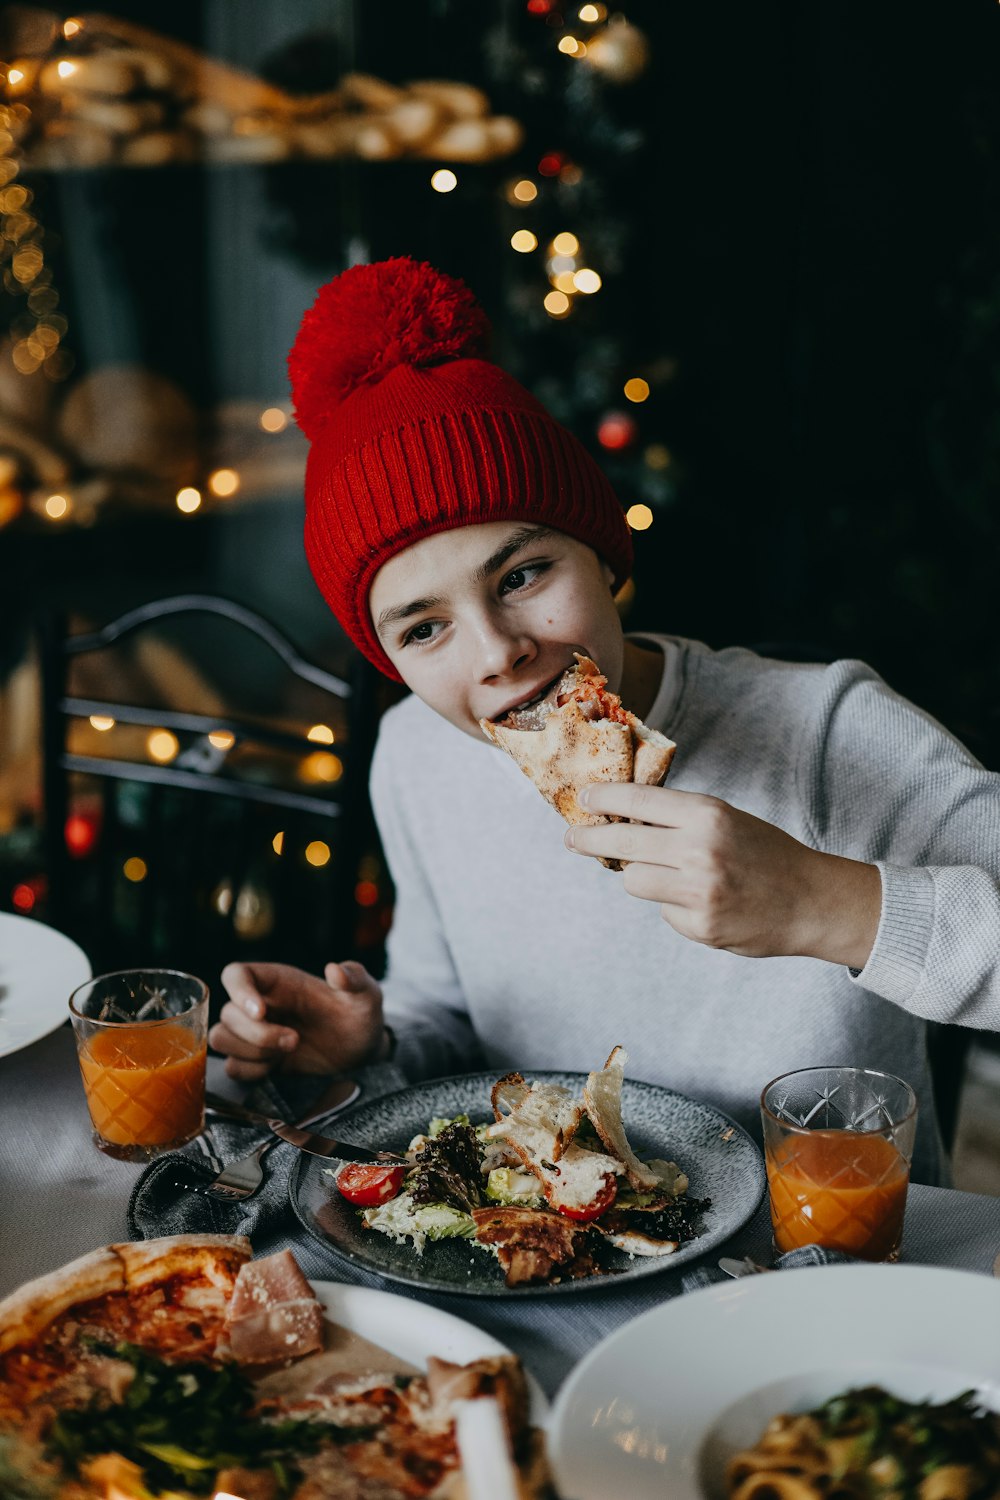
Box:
(39, 595), (383, 1000)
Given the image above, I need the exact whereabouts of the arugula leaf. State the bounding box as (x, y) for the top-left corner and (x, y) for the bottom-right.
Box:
(46, 1342), (365, 1497)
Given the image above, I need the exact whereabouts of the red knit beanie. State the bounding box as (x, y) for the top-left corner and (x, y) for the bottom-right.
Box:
(287, 256), (633, 681)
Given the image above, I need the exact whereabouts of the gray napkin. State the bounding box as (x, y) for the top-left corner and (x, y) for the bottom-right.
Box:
(680, 1243), (860, 1293)
(127, 1062), (407, 1245)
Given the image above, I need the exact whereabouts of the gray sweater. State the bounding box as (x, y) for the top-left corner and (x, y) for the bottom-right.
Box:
(371, 636), (1000, 1185)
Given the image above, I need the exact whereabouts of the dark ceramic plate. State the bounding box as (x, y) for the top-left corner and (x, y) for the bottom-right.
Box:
(288, 1071), (766, 1297)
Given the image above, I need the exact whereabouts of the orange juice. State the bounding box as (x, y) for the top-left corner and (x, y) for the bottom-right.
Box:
(78, 1022), (206, 1148)
(766, 1129), (910, 1261)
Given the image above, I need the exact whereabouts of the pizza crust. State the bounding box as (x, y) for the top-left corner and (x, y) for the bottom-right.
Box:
(0, 1234), (250, 1357)
(111, 1232), (251, 1291)
(0, 1246), (124, 1355)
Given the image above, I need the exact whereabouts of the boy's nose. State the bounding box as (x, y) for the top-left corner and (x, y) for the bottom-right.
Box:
(473, 618), (536, 681)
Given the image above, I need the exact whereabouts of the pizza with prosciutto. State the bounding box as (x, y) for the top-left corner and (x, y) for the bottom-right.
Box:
(0, 1235), (549, 1498)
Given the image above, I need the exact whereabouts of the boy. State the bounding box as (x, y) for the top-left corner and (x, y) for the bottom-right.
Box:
(209, 257), (1000, 1185)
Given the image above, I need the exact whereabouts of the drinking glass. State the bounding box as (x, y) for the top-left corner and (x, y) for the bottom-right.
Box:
(760, 1066), (918, 1263)
(69, 968), (209, 1161)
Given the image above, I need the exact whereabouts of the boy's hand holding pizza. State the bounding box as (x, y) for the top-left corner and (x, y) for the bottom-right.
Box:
(564, 782), (881, 972)
(209, 959), (389, 1080)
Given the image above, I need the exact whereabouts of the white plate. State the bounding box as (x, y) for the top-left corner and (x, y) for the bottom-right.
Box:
(549, 1264), (1000, 1499)
(310, 1279), (549, 1425)
(0, 913), (90, 1060)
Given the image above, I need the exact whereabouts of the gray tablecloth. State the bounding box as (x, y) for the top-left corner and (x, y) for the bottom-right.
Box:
(3, 1025), (1000, 1397)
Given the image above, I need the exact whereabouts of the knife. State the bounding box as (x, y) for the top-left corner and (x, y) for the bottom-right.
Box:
(204, 1084), (403, 1164)
(205, 1076), (360, 1129)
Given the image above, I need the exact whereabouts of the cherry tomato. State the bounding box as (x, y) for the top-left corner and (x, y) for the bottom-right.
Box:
(553, 1175), (617, 1221)
(337, 1163), (406, 1207)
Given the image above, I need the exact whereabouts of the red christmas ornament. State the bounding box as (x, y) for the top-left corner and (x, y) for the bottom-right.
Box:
(65, 810), (99, 858)
(597, 411), (638, 451)
(11, 882), (35, 912)
(11, 875), (46, 912)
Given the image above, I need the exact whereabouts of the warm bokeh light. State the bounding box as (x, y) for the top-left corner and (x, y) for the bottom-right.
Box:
(307, 723), (335, 744)
(146, 730), (179, 763)
(305, 840), (331, 868)
(300, 751), (343, 783)
(544, 290), (572, 318)
(123, 857), (148, 883)
(644, 443), (672, 470)
(552, 231), (580, 256)
(63, 17), (83, 37)
(56, 60), (77, 79)
(64, 813), (97, 857)
(44, 493), (70, 519)
(208, 468), (239, 497)
(176, 487), (201, 513)
(597, 412), (638, 450)
(626, 503), (654, 531)
(573, 268), (602, 294)
(510, 229), (538, 253)
(89, 715), (115, 731)
(579, 3), (606, 19)
(431, 169), (458, 193)
(551, 271), (577, 294)
(259, 407), (287, 432)
(6, 68), (24, 87)
(624, 377), (650, 403)
(510, 179), (538, 204)
(272, 831), (284, 856)
(355, 880), (379, 907)
(208, 729), (235, 750)
(548, 254), (576, 275)
(12, 882), (35, 912)
(558, 35), (585, 55)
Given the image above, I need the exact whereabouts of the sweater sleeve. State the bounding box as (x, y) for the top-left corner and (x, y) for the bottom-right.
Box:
(798, 661), (1000, 1029)
(368, 718), (484, 1080)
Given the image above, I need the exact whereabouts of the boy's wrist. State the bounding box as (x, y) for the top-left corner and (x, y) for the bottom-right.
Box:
(798, 851), (881, 971)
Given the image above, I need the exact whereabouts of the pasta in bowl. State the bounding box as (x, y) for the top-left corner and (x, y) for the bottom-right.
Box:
(723, 1385), (1000, 1500)
(547, 1267), (1000, 1500)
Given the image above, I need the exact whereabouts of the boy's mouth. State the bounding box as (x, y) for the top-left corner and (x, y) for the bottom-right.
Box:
(490, 666), (573, 725)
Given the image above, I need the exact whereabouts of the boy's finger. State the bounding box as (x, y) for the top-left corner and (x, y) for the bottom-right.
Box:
(577, 781), (689, 823)
(224, 1055), (273, 1082)
(324, 960), (373, 997)
(219, 961), (266, 1019)
(210, 1005), (298, 1055)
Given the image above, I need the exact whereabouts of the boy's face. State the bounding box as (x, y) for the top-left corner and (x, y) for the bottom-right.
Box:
(370, 522), (625, 741)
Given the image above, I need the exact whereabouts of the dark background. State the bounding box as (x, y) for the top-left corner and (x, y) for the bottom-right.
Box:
(2, 0), (999, 816)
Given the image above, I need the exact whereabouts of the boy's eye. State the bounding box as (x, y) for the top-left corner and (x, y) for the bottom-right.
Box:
(402, 620), (440, 647)
(500, 561), (549, 595)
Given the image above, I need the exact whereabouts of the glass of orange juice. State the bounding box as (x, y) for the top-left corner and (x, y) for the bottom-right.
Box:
(69, 969), (209, 1162)
(760, 1066), (918, 1263)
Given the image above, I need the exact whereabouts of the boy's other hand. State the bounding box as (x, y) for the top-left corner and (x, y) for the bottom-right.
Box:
(209, 959), (388, 1081)
(565, 784), (881, 971)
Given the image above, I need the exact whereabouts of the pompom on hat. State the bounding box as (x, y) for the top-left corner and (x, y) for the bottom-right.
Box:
(288, 256), (633, 680)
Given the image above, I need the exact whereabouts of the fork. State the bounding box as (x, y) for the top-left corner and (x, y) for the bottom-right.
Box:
(181, 1083), (360, 1201)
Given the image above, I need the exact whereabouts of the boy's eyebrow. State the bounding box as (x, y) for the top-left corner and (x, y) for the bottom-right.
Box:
(374, 525), (556, 637)
(472, 525), (555, 585)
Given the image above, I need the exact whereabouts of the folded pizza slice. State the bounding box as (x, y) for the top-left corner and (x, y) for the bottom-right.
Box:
(479, 653), (676, 870)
